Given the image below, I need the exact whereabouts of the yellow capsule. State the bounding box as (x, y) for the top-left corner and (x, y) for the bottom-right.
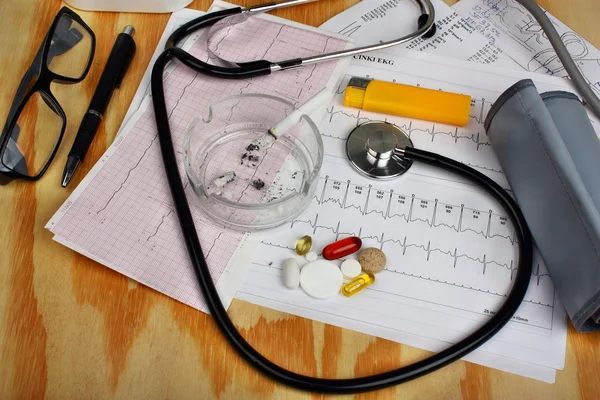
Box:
(341, 272), (375, 297)
(295, 235), (313, 255)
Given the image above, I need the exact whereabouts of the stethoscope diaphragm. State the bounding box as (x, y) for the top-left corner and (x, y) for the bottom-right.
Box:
(346, 121), (413, 179)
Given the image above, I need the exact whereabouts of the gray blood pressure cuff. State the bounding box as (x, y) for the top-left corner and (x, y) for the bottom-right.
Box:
(485, 79), (600, 332)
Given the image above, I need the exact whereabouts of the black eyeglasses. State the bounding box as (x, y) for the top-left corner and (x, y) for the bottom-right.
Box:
(0, 7), (95, 185)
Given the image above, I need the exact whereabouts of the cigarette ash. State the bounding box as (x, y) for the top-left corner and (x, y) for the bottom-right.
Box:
(240, 133), (274, 167)
(213, 171), (236, 188)
(216, 191), (233, 200)
(251, 179), (265, 190)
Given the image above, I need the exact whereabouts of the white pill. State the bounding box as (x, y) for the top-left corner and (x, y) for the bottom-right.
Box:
(305, 251), (318, 262)
(282, 258), (300, 289)
(300, 260), (343, 299)
(340, 259), (362, 280)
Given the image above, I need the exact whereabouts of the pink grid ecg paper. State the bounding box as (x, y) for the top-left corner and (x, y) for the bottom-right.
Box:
(47, 13), (350, 312)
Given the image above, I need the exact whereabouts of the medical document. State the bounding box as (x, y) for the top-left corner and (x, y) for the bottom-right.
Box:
(231, 48), (600, 382)
(320, 0), (520, 69)
(47, 5), (352, 313)
(453, 0), (600, 96)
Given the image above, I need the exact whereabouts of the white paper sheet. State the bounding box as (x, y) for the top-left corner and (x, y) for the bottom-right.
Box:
(453, 0), (600, 96)
(320, 0), (520, 69)
(232, 47), (596, 382)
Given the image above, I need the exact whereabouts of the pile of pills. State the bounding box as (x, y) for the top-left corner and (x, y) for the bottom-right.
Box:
(282, 234), (387, 299)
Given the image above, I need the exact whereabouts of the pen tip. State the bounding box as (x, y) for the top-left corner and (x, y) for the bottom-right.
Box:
(61, 173), (72, 188)
(61, 157), (80, 188)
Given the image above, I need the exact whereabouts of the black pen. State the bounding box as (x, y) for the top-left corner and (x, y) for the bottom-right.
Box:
(61, 25), (136, 187)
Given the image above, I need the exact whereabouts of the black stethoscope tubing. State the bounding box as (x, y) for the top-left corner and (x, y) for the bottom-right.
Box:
(150, 7), (534, 394)
(165, 2), (436, 79)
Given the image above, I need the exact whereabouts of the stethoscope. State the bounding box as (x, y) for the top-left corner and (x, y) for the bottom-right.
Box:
(147, 0), (577, 394)
(164, 0), (436, 78)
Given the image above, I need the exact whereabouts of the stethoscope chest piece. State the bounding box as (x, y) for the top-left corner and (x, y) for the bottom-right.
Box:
(346, 121), (413, 179)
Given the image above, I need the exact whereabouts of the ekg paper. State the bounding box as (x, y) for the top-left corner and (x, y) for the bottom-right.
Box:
(47, 6), (352, 312)
(233, 48), (600, 382)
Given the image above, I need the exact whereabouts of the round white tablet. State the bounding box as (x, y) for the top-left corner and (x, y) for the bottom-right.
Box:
(300, 260), (343, 299)
(305, 251), (318, 262)
(340, 259), (362, 280)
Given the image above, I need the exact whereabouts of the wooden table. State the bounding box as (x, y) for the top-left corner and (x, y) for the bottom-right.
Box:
(1, 0), (599, 398)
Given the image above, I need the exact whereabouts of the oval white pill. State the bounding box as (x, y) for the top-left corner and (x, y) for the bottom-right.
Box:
(305, 251), (318, 262)
(300, 260), (343, 299)
(340, 259), (362, 279)
(282, 258), (300, 289)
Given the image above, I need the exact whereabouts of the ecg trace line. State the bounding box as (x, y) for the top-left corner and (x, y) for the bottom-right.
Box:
(311, 176), (517, 244)
(147, 210), (173, 241)
(463, 162), (503, 174)
(288, 213), (540, 281)
(324, 105), (494, 152)
(259, 234), (553, 307)
(97, 72), (198, 215)
(382, 267), (552, 307)
(206, 232), (225, 259)
(96, 136), (157, 215)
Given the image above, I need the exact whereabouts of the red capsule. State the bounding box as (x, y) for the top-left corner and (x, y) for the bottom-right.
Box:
(322, 237), (362, 260)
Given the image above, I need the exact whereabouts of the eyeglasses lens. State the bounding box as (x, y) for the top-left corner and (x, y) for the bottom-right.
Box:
(2, 91), (64, 177)
(46, 14), (94, 80)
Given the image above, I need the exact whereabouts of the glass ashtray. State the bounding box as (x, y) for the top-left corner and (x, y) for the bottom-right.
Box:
(183, 94), (323, 231)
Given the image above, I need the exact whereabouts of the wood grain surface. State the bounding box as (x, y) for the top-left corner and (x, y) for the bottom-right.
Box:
(1, 0), (600, 398)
